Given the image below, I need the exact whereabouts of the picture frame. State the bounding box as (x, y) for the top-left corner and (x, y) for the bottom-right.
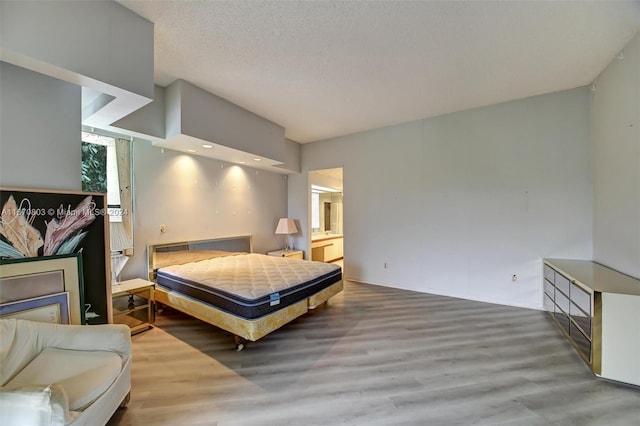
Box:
(0, 292), (70, 324)
(0, 270), (65, 304)
(0, 187), (110, 323)
(0, 254), (84, 324)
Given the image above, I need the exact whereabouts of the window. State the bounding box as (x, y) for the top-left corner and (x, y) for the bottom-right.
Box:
(82, 131), (134, 283)
(81, 131), (134, 259)
(81, 132), (122, 220)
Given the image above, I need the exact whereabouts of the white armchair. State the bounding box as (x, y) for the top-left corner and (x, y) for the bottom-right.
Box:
(0, 319), (131, 426)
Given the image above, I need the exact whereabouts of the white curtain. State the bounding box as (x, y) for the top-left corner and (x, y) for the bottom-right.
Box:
(111, 138), (133, 284)
(114, 138), (133, 250)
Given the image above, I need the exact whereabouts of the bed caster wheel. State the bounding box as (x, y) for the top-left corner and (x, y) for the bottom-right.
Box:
(235, 336), (246, 351)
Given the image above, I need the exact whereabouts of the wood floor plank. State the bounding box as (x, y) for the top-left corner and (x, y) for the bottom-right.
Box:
(107, 281), (640, 425)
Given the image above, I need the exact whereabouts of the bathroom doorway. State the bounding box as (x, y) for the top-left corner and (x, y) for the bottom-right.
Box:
(309, 167), (344, 269)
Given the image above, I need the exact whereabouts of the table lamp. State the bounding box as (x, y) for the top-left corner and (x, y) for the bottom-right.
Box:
(275, 218), (298, 251)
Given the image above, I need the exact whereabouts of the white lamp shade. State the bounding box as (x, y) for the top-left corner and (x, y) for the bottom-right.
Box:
(275, 218), (298, 235)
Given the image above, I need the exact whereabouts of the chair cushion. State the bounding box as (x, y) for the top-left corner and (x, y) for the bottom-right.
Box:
(5, 347), (122, 411)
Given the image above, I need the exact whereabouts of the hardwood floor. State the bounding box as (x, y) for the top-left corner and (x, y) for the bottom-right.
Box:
(108, 281), (640, 425)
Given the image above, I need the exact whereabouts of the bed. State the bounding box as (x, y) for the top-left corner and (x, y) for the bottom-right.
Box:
(148, 236), (343, 349)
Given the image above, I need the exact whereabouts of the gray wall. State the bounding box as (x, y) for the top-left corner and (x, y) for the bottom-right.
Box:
(123, 140), (288, 279)
(113, 85), (166, 139)
(175, 80), (286, 162)
(1, 0), (154, 100)
(291, 87), (593, 309)
(592, 33), (640, 278)
(0, 62), (288, 281)
(0, 62), (81, 190)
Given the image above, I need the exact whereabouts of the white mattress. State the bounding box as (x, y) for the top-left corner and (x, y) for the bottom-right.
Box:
(158, 253), (340, 300)
(156, 253), (343, 319)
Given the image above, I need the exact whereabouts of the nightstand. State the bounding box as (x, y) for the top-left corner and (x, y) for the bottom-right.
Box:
(112, 278), (154, 334)
(267, 249), (304, 259)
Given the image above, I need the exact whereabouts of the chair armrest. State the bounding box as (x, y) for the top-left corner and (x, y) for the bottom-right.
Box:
(33, 321), (131, 361)
(0, 319), (131, 385)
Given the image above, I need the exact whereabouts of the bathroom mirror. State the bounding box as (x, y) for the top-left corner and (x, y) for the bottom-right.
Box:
(310, 167), (344, 237)
(311, 186), (343, 234)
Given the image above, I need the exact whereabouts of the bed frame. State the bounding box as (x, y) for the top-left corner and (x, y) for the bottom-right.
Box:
(147, 236), (343, 350)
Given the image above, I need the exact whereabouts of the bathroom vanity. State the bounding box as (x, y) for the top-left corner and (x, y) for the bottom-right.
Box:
(311, 234), (343, 262)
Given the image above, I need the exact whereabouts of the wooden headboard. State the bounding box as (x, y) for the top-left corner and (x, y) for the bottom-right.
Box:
(147, 235), (253, 280)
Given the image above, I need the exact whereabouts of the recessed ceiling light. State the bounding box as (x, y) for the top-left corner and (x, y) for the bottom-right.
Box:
(253, 158), (262, 162)
(186, 149), (197, 153)
(202, 144), (213, 149)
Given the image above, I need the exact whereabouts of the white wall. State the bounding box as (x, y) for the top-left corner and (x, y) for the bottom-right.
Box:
(592, 33), (640, 279)
(292, 87), (592, 309)
(123, 140), (288, 279)
(0, 62), (81, 190)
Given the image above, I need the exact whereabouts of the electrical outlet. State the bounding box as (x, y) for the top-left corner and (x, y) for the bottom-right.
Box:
(512, 274), (518, 282)
(160, 224), (167, 233)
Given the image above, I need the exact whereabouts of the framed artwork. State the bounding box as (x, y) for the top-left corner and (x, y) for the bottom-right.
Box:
(0, 187), (109, 324)
(0, 254), (84, 324)
(0, 269), (65, 304)
(0, 292), (70, 324)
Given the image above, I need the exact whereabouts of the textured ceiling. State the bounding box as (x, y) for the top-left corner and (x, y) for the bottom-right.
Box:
(118, 1), (640, 143)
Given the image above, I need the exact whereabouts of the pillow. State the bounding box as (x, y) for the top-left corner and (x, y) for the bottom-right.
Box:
(0, 384), (69, 426)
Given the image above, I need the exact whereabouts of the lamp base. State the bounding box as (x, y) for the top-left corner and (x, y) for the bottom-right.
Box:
(283, 236), (293, 252)
(111, 253), (129, 286)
